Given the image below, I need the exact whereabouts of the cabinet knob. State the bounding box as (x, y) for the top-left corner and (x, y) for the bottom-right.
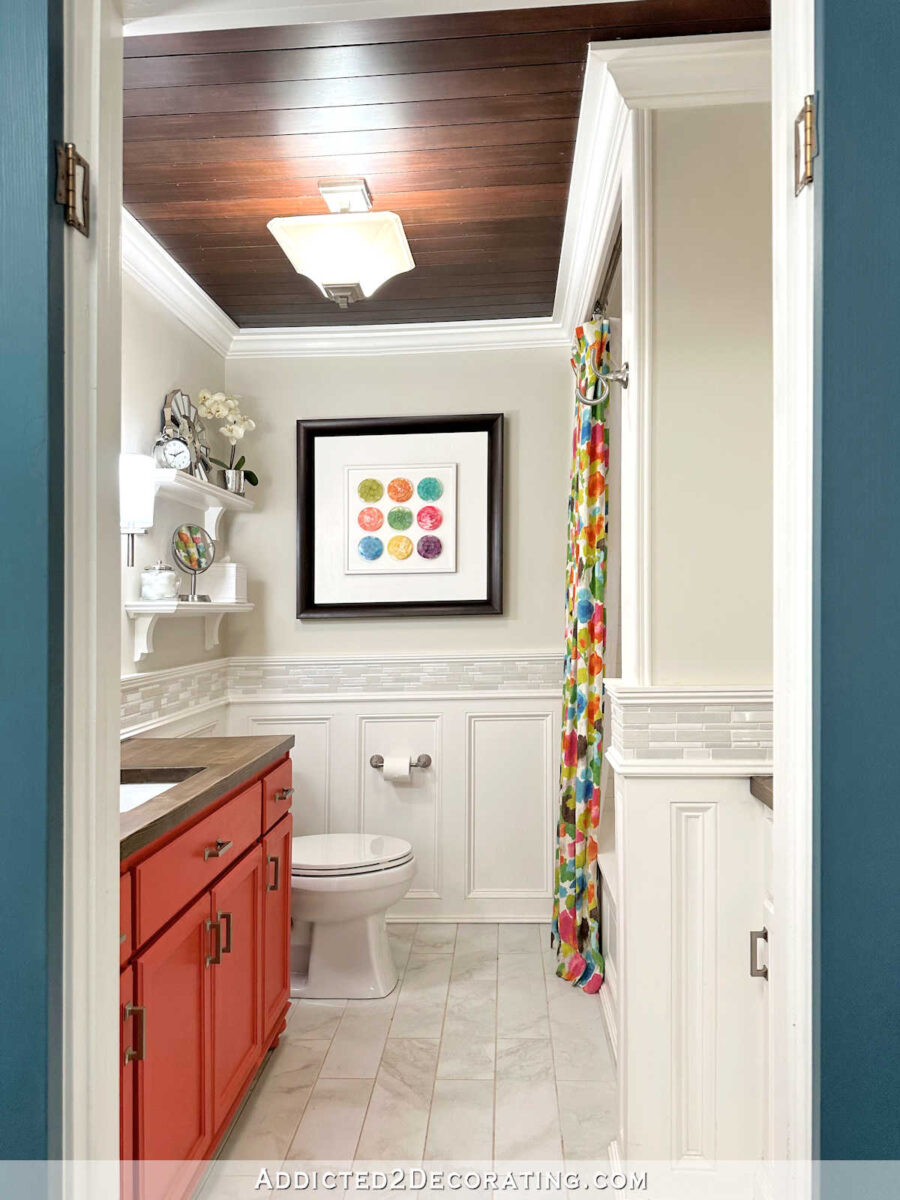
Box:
(750, 927), (769, 980)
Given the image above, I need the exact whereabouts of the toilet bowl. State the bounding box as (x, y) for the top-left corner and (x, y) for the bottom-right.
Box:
(290, 833), (415, 1000)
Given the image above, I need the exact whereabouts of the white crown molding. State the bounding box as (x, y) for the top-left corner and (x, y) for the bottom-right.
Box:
(227, 317), (569, 359)
(121, 210), (238, 358)
(590, 32), (771, 109)
(123, 0), (627, 36)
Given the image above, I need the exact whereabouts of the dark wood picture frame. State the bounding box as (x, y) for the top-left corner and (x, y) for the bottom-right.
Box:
(297, 414), (503, 619)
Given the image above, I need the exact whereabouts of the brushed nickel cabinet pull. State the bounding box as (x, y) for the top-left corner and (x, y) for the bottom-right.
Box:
(266, 854), (280, 892)
(750, 927), (769, 980)
(218, 910), (233, 955)
(204, 838), (233, 861)
(274, 787), (294, 803)
(124, 1002), (146, 1063)
(205, 918), (222, 967)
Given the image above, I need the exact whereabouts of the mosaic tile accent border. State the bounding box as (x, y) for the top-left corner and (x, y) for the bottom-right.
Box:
(121, 660), (230, 736)
(122, 653), (564, 734)
(227, 653), (564, 697)
(605, 680), (773, 765)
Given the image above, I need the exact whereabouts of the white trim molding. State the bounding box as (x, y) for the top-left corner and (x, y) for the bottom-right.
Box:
(121, 209), (238, 357)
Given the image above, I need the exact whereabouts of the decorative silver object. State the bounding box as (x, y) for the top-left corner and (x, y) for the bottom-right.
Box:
(224, 469), (245, 496)
(171, 524), (216, 602)
(153, 389), (212, 480)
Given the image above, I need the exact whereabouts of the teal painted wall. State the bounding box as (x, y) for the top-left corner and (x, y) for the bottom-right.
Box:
(816, 0), (900, 1164)
(0, 0), (64, 1159)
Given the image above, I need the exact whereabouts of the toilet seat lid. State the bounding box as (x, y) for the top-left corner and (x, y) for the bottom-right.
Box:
(291, 833), (413, 874)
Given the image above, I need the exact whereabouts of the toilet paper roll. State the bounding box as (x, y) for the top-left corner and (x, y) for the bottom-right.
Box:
(382, 755), (412, 782)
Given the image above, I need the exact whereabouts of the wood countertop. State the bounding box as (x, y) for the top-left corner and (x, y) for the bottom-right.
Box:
(749, 775), (774, 810)
(120, 735), (294, 860)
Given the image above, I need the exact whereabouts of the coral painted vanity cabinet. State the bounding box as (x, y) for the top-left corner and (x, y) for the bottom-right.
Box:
(119, 752), (293, 1200)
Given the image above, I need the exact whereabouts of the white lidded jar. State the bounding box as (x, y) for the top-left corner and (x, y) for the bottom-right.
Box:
(140, 561), (179, 601)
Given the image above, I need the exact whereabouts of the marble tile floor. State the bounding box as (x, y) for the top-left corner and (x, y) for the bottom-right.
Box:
(197, 923), (616, 1198)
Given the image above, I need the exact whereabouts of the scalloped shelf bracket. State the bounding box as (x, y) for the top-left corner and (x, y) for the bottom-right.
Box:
(152, 469), (253, 540)
(125, 601), (254, 662)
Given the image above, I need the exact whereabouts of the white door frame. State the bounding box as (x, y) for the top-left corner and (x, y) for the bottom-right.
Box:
(61, 0), (122, 1188)
(61, 6), (815, 1186)
(770, 0), (816, 1180)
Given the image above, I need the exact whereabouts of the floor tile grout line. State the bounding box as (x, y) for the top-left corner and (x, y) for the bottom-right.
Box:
(352, 922), (421, 1163)
(420, 922), (458, 1161)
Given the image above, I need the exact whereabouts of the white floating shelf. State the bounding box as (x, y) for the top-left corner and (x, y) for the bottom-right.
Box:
(153, 469), (254, 538)
(125, 600), (254, 662)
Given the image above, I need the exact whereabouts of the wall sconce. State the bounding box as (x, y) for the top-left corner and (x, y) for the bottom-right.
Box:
(119, 453), (156, 567)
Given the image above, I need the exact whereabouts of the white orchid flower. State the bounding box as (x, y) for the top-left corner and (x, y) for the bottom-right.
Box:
(220, 422), (245, 444)
(198, 388), (212, 403)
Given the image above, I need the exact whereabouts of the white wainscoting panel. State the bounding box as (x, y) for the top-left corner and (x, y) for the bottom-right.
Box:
(671, 801), (718, 1166)
(358, 715), (442, 900)
(124, 655), (562, 921)
(246, 715), (332, 836)
(466, 712), (555, 900)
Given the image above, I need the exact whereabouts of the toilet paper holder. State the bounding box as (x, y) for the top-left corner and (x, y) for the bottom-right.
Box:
(369, 754), (433, 770)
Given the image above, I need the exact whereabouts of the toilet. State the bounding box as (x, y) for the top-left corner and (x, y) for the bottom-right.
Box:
(290, 833), (415, 1000)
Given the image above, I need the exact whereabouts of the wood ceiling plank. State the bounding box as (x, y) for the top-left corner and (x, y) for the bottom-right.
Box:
(149, 215), (565, 249)
(124, 33), (592, 91)
(233, 304), (554, 325)
(122, 140), (574, 189)
(170, 230), (564, 262)
(124, 162), (572, 205)
(122, 1), (770, 58)
(202, 271), (561, 297)
(123, 92), (582, 142)
(122, 118), (579, 165)
(127, 182), (568, 220)
(124, 63), (582, 119)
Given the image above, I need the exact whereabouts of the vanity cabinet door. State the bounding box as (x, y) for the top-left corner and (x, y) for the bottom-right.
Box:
(210, 845), (264, 1131)
(262, 813), (293, 1038)
(135, 894), (212, 1200)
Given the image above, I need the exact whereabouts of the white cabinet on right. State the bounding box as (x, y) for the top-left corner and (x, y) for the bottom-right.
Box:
(602, 681), (774, 1189)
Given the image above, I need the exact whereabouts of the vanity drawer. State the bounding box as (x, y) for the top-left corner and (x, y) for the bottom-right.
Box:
(135, 783), (262, 947)
(120, 872), (133, 965)
(262, 757), (294, 832)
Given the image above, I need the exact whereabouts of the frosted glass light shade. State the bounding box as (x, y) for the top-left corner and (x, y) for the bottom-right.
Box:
(119, 453), (156, 533)
(267, 212), (415, 306)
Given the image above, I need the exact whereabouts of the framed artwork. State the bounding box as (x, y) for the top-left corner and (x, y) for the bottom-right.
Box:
(297, 414), (503, 618)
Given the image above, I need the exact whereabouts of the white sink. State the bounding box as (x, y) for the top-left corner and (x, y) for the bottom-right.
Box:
(120, 782), (173, 813)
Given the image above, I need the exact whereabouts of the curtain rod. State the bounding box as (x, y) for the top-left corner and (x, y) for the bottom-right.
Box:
(591, 226), (623, 320)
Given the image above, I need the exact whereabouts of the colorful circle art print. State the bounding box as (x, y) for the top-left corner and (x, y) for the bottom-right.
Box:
(387, 477), (414, 502)
(417, 505), (442, 531)
(387, 506), (413, 530)
(357, 507), (384, 532)
(358, 536), (383, 561)
(417, 535), (442, 560)
(417, 476), (443, 502)
(387, 535), (414, 560)
(357, 478), (384, 502)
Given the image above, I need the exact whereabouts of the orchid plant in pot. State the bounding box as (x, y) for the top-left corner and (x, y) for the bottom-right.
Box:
(197, 390), (258, 494)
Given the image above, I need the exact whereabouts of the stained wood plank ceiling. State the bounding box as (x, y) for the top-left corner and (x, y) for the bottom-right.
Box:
(123, 1), (770, 328)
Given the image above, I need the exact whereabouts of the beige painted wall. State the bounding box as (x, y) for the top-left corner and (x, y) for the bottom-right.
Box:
(120, 272), (230, 675)
(649, 104), (773, 685)
(224, 347), (573, 657)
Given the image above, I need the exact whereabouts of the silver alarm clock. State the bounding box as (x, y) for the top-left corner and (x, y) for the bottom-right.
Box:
(153, 390), (210, 479)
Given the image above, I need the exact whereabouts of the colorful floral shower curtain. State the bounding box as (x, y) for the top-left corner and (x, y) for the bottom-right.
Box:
(551, 318), (610, 993)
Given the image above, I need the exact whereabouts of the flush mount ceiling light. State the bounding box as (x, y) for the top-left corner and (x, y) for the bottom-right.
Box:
(267, 178), (415, 310)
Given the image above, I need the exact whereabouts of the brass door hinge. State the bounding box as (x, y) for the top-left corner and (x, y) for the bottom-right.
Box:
(794, 95), (817, 196)
(55, 142), (90, 236)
